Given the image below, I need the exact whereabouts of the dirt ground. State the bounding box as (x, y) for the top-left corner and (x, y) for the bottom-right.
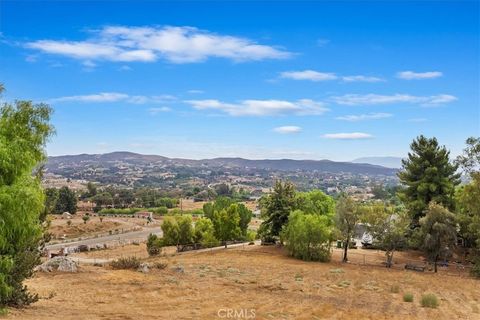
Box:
(8, 246), (480, 320)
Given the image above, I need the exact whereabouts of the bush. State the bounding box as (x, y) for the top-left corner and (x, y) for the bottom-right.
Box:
(110, 257), (141, 270)
(282, 210), (334, 262)
(146, 234), (164, 256)
(421, 293), (439, 308)
(471, 256), (480, 278)
(150, 207), (168, 215)
(390, 284), (400, 293)
(246, 230), (257, 242)
(403, 292), (414, 302)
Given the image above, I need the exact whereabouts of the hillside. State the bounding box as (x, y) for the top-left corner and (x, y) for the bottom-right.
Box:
(44, 152), (398, 188)
(352, 157), (403, 169)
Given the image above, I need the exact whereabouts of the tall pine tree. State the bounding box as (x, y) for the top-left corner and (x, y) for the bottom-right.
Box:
(398, 135), (460, 227)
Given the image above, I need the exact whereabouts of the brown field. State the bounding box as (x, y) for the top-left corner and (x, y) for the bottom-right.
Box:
(8, 245), (480, 320)
(48, 215), (157, 240)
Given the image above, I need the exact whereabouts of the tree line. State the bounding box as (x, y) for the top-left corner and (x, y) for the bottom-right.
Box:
(147, 197), (254, 255)
(258, 135), (480, 277)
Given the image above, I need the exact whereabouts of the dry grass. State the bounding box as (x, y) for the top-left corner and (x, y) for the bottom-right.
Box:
(8, 246), (480, 320)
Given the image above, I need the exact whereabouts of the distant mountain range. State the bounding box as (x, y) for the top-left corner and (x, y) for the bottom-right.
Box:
(352, 157), (403, 169)
(47, 152), (397, 174)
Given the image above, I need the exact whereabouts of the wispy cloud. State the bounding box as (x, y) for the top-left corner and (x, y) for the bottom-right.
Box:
(331, 93), (457, 106)
(336, 112), (392, 121)
(280, 70), (337, 81)
(342, 75), (384, 82)
(186, 99), (329, 116)
(50, 92), (176, 104)
(187, 89), (204, 94)
(322, 132), (373, 140)
(280, 70), (384, 83)
(273, 126), (302, 134)
(149, 107), (172, 115)
(396, 71), (443, 80)
(316, 38), (330, 47)
(26, 25), (291, 64)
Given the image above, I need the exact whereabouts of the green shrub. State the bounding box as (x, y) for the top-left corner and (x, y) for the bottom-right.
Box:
(403, 292), (414, 302)
(110, 257), (141, 270)
(150, 207), (168, 215)
(146, 234), (164, 256)
(246, 230), (257, 242)
(421, 293), (439, 308)
(471, 256), (480, 278)
(282, 210), (334, 262)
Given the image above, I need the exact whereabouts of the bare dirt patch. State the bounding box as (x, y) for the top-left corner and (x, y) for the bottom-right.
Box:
(8, 246), (480, 320)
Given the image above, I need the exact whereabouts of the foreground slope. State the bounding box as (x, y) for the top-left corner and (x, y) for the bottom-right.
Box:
(9, 245), (479, 320)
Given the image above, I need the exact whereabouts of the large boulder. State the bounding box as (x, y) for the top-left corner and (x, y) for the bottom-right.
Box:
(37, 257), (78, 273)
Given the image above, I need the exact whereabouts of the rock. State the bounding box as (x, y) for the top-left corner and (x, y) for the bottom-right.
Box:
(37, 257), (78, 273)
(137, 263), (150, 273)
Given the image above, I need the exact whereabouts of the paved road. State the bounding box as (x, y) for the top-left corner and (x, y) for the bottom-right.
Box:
(46, 227), (163, 251)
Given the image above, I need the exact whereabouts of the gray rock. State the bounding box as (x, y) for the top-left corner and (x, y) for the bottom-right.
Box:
(37, 257), (78, 273)
(137, 263), (150, 273)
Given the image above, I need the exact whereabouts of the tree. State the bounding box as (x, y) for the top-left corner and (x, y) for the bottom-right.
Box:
(398, 135), (460, 227)
(237, 203), (252, 237)
(160, 215), (193, 251)
(282, 210), (334, 262)
(81, 182), (97, 200)
(212, 204), (241, 248)
(418, 202), (457, 273)
(55, 186), (77, 214)
(360, 204), (408, 267)
(258, 181), (297, 239)
(0, 85), (54, 307)
(193, 217), (219, 248)
(456, 137), (480, 277)
(296, 190), (335, 218)
(44, 188), (58, 214)
(82, 214), (90, 224)
(214, 183), (231, 197)
(456, 137), (480, 174)
(335, 195), (360, 262)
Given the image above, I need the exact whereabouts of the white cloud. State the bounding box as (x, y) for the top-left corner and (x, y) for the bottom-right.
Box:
(50, 92), (129, 103)
(149, 107), (171, 114)
(331, 93), (457, 106)
(26, 25), (291, 64)
(186, 99), (329, 116)
(273, 126), (302, 134)
(322, 132), (373, 140)
(280, 70), (338, 81)
(342, 75), (384, 82)
(50, 92), (176, 104)
(396, 71), (443, 80)
(336, 112), (392, 121)
(280, 70), (384, 83)
(187, 89), (204, 94)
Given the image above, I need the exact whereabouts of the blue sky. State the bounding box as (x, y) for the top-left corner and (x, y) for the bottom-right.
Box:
(1, 1), (478, 161)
